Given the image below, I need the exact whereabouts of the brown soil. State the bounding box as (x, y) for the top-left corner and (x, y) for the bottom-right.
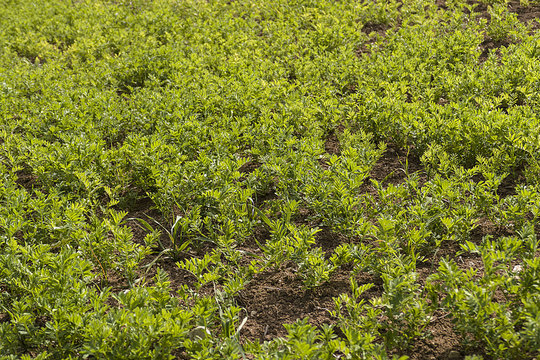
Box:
(466, 0), (540, 23)
(400, 310), (493, 360)
(318, 124), (344, 169)
(359, 142), (426, 198)
(15, 168), (38, 192)
(399, 311), (460, 360)
(357, 19), (392, 57)
(315, 226), (347, 255)
(237, 263), (382, 342)
(470, 217), (515, 243)
(362, 22), (391, 35)
(253, 186), (278, 208)
(324, 128), (342, 156)
(238, 159), (261, 175)
(0, 311), (9, 323)
(509, 0), (540, 30)
(479, 37), (513, 61)
(466, 0), (490, 20)
(371, 143), (425, 185)
(436, 0), (448, 10)
(497, 164), (525, 197)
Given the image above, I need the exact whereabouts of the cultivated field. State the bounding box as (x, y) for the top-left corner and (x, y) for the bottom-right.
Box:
(1, 0), (540, 358)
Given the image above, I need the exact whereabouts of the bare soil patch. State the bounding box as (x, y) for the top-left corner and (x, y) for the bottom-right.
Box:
(362, 22), (392, 35)
(253, 186), (278, 208)
(399, 311), (461, 360)
(237, 263), (381, 342)
(436, 0), (448, 10)
(238, 159), (261, 175)
(497, 164), (526, 197)
(400, 310), (493, 360)
(15, 168), (38, 192)
(323, 128), (342, 156)
(0, 311), (9, 324)
(359, 143), (426, 197)
(465, 0), (540, 24)
(370, 144), (424, 185)
(479, 37), (513, 61)
(508, 0), (540, 29)
(356, 19), (393, 57)
(470, 217), (514, 243)
(319, 124), (344, 168)
(315, 226), (347, 255)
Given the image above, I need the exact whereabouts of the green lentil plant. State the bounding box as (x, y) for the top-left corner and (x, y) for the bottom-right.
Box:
(358, 0), (402, 31)
(365, 168), (482, 261)
(427, 222), (540, 359)
(0, 242), (106, 357)
(83, 210), (150, 283)
(80, 269), (211, 360)
(372, 254), (432, 351)
(331, 278), (411, 359)
(297, 247), (336, 289)
(254, 201), (337, 288)
(331, 279), (380, 336)
(303, 130), (384, 237)
(176, 251), (223, 291)
(486, 4), (527, 43)
(251, 318), (396, 360)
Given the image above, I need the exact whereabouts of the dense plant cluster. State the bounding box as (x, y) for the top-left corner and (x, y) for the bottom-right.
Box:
(1, 0), (540, 358)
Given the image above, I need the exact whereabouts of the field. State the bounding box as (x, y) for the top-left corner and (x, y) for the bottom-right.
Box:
(1, 0), (540, 358)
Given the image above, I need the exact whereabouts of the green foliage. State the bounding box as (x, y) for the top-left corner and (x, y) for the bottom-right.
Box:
(486, 4), (527, 42)
(427, 223), (540, 358)
(1, 0), (540, 358)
